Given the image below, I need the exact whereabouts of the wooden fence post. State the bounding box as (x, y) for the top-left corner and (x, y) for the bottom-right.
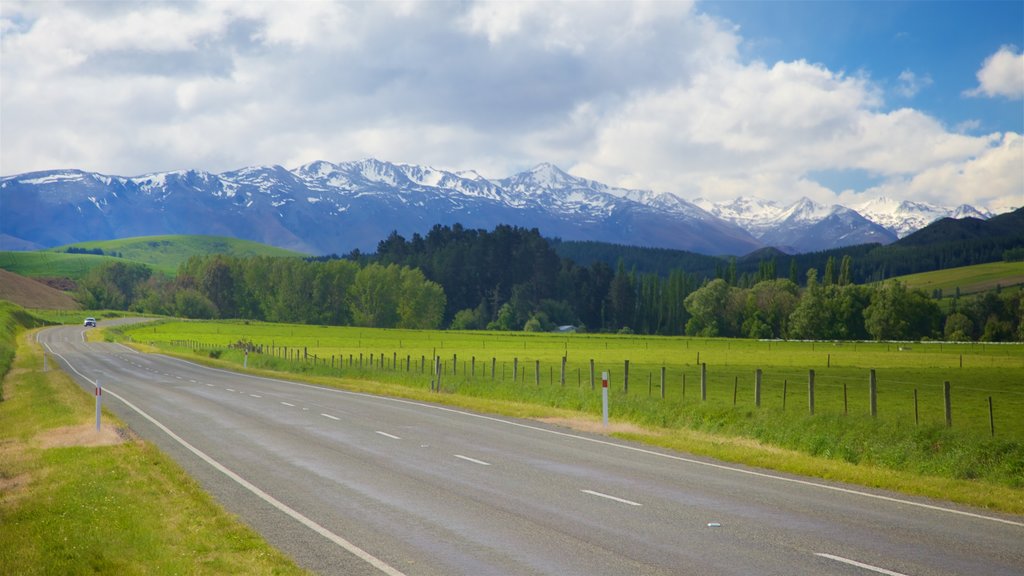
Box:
(590, 359), (595, 390)
(914, 389), (919, 425)
(989, 396), (995, 436)
(700, 363), (707, 401)
(660, 366), (666, 399)
(944, 381), (952, 428)
(869, 369), (877, 417)
(754, 369), (762, 408)
(808, 369), (815, 415)
(624, 360), (630, 394)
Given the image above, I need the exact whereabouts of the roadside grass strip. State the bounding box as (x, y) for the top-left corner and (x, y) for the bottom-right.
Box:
(0, 327), (309, 576)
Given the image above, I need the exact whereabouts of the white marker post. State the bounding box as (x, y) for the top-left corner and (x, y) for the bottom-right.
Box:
(244, 349), (248, 369)
(95, 379), (102, 432)
(602, 371), (609, 428)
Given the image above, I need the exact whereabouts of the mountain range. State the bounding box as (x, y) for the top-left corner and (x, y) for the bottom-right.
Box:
(0, 159), (996, 256)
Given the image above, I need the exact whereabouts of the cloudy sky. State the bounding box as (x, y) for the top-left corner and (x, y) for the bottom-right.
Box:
(2, 1), (1021, 211)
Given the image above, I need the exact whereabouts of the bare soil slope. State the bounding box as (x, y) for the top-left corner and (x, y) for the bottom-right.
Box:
(0, 269), (79, 309)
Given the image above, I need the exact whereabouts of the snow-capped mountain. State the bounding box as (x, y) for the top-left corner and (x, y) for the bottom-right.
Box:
(695, 196), (897, 252)
(0, 160), (762, 255)
(0, 160), (994, 256)
(851, 196), (993, 238)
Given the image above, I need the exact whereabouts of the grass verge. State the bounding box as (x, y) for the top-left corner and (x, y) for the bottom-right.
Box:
(0, 313), (308, 575)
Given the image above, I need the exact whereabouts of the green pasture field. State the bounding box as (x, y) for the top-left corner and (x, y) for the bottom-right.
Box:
(118, 320), (1024, 499)
(0, 235), (306, 281)
(892, 261), (1024, 296)
(0, 250), (121, 280)
(50, 234), (306, 275)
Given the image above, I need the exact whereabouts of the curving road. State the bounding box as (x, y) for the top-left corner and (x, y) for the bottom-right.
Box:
(40, 323), (1023, 576)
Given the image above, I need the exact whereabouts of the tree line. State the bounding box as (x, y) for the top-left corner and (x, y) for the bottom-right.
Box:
(74, 223), (1023, 341)
(76, 257), (446, 329)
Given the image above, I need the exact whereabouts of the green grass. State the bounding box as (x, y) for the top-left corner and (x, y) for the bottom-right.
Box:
(891, 261), (1024, 296)
(50, 234), (307, 275)
(0, 305), (308, 575)
(1, 235), (306, 280)
(0, 250), (122, 280)
(115, 320), (1024, 509)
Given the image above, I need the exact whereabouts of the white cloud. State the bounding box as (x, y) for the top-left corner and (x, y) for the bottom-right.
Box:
(1, 1), (1019, 213)
(965, 45), (1024, 99)
(895, 69), (932, 98)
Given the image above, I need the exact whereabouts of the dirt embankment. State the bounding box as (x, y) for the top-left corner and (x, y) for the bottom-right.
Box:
(0, 269), (79, 310)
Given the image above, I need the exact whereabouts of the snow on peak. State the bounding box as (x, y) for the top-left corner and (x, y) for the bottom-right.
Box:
(525, 163), (577, 188)
(778, 197), (833, 223)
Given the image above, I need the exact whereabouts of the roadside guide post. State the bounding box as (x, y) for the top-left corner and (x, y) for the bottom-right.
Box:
(95, 379), (102, 432)
(244, 349), (248, 369)
(602, 371), (609, 428)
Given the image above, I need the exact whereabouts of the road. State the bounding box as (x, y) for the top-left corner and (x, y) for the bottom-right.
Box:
(40, 323), (1024, 576)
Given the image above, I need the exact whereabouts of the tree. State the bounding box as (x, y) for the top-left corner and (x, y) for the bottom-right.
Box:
(607, 261), (636, 331)
(349, 264), (401, 328)
(77, 260), (152, 310)
(788, 270), (827, 339)
(397, 268), (446, 329)
(199, 256), (238, 318)
(683, 279), (730, 336)
(173, 289), (217, 319)
(863, 281), (939, 341)
(823, 256), (835, 286)
(944, 312), (973, 341)
(743, 279), (799, 338)
(838, 255), (853, 286)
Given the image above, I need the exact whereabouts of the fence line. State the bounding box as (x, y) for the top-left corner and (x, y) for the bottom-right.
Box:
(158, 338), (1014, 436)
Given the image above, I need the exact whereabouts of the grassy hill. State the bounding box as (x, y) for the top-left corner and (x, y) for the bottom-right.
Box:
(0, 250), (121, 281)
(889, 261), (1024, 296)
(50, 235), (306, 274)
(0, 235), (307, 280)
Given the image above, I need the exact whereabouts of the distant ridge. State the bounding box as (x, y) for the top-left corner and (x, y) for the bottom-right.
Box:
(1, 159), (998, 256)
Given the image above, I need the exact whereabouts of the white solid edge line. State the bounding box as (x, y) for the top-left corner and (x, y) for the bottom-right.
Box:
(581, 489), (641, 507)
(321, 413), (340, 421)
(454, 454), (491, 466)
(43, 344), (406, 576)
(375, 431), (401, 440)
(156, 350), (1024, 528)
(815, 553), (909, 576)
(281, 402), (295, 407)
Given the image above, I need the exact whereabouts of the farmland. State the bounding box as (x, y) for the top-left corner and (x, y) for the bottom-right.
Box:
(117, 320), (1024, 498)
(892, 261), (1024, 297)
(0, 235), (306, 280)
(0, 250), (120, 281)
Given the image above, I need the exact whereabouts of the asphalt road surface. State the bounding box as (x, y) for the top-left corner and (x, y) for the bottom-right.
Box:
(40, 323), (1024, 576)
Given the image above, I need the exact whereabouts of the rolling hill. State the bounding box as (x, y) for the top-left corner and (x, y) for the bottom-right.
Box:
(0, 235), (306, 280)
(51, 235), (306, 274)
(889, 261), (1024, 297)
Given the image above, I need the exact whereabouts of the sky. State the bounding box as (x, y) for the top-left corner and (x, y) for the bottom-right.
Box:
(1, 1), (1022, 212)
